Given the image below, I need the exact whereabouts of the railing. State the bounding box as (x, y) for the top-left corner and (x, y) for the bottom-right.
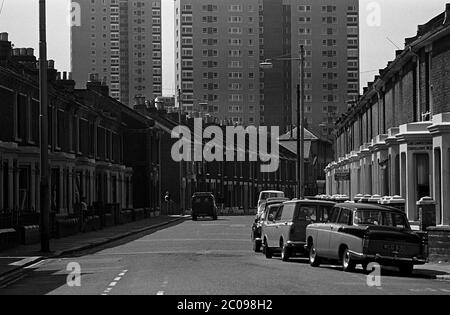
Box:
(0, 210), (40, 229)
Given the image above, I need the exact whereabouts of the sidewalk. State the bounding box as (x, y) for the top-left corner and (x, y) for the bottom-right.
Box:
(415, 263), (450, 280)
(0, 215), (188, 286)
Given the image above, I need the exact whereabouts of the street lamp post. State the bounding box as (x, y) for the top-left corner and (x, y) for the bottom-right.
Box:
(39, 0), (50, 252)
(260, 46), (305, 199)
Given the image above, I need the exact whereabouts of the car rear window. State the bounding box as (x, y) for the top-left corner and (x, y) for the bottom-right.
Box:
(194, 197), (213, 204)
(296, 205), (317, 221)
(354, 210), (409, 228)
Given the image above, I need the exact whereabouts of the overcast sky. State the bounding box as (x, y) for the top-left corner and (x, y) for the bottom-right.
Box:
(0, 0), (446, 96)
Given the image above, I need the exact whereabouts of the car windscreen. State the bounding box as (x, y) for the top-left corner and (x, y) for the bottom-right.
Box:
(261, 192), (284, 200)
(354, 210), (409, 228)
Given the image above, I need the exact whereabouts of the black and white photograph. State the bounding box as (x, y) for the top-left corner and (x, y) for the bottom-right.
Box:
(0, 0), (449, 300)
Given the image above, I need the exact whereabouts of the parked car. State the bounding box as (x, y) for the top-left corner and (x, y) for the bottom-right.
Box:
(306, 203), (428, 275)
(192, 192), (218, 221)
(262, 200), (336, 261)
(251, 198), (289, 252)
(257, 191), (285, 214)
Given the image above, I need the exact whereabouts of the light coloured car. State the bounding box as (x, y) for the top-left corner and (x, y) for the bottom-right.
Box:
(306, 203), (428, 275)
(262, 200), (335, 261)
(257, 191), (285, 214)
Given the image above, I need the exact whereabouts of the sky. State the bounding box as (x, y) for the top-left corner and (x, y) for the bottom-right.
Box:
(0, 0), (447, 97)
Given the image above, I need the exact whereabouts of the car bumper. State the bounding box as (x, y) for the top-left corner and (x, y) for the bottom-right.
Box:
(286, 241), (307, 252)
(348, 250), (427, 265)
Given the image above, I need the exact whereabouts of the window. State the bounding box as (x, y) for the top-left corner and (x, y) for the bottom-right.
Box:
(329, 207), (340, 223)
(281, 203), (296, 221)
(337, 209), (352, 225)
(297, 205), (317, 222)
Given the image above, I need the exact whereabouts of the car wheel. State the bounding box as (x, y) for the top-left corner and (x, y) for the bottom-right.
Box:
(281, 244), (290, 262)
(309, 243), (321, 267)
(398, 264), (414, 276)
(213, 215), (218, 220)
(361, 263), (369, 273)
(253, 240), (262, 253)
(342, 248), (356, 272)
(264, 240), (273, 259)
(192, 215), (197, 221)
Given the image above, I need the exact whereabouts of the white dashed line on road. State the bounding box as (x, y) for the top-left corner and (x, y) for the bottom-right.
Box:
(102, 270), (128, 295)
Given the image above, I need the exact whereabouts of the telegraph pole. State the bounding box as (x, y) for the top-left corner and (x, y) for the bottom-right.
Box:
(298, 46), (305, 199)
(39, 0), (50, 252)
(178, 89), (184, 214)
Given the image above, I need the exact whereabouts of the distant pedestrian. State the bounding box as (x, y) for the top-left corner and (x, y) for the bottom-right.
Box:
(81, 197), (88, 221)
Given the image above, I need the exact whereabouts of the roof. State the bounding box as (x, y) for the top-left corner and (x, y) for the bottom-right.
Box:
(284, 200), (336, 206)
(278, 127), (319, 141)
(335, 203), (406, 214)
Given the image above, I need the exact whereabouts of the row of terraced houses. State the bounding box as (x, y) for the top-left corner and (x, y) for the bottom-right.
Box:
(327, 4), (450, 231)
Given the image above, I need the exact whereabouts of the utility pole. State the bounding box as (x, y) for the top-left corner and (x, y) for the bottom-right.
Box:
(178, 89), (184, 214)
(298, 46), (305, 199)
(39, 0), (50, 253)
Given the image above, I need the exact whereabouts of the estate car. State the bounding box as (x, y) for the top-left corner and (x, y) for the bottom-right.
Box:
(262, 200), (336, 261)
(251, 198), (289, 252)
(306, 203), (428, 275)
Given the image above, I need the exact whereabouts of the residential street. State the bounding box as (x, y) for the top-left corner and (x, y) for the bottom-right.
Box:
(0, 216), (449, 295)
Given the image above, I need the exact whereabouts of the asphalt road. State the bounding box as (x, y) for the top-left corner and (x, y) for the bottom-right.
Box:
(0, 216), (449, 295)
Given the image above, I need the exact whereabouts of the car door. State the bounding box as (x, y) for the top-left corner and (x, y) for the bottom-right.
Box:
(269, 206), (284, 248)
(278, 203), (296, 244)
(328, 208), (353, 259)
(264, 205), (282, 248)
(316, 207), (341, 258)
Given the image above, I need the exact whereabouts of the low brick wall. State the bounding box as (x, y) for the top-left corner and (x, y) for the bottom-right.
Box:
(0, 228), (18, 250)
(427, 226), (450, 262)
(20, 225), (40, 245)
(120, 210), (133, 224)
(56, 218), (80, 238)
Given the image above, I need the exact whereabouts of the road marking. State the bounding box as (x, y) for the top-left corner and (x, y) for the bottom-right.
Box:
(102, 270), (128, 296)
(9, 257), (42, 266)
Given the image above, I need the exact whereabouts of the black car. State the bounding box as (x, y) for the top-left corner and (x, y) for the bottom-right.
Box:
(251, 198), (288, 252)
(192, 192), (218, 221)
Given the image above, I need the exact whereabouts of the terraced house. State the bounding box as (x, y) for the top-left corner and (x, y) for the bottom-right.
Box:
(326, 4), (450, 227)
(0, 32), (162, 235)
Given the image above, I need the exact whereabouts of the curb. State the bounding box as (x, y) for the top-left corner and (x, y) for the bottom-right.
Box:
(0, 216), (188, 288)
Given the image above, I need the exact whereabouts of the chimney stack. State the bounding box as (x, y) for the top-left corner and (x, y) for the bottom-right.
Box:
(0, 32), (12, 61)
(87, 73), (109, 96)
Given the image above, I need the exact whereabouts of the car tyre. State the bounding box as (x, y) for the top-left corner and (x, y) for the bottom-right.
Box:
(264, 240), (273, 259)
(309, 243), (321, 267)
(398, 264), (414, 276)
(253, 240), (262, 253)
(342, 248), (356, 272)
(192, 215), (198, 221)
(281, 244), (290, 262)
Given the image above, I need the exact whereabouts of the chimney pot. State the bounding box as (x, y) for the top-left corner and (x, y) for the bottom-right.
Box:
(48, 60), (55, 69)
(26, 48), (34, 56)
(19, 48), (27, 56)
(63, 71), (67, 80)
(12, 48), (20, 56)
(0, 33), (8, 41)
(57, 72), (61, 80)
(68, 72), (73, 80)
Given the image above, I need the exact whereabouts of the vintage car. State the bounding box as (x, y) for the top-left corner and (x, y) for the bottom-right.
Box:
(262, 200), (336, 261)
(191, 192), (218, 221)
(306, 203), (428, 275)
(257, 191), (285, 214)
(251, 198), (289, 252)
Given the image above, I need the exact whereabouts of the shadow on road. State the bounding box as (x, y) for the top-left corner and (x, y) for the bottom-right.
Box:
(318, 264), (449, 280)
(61, 217), (190, 258)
